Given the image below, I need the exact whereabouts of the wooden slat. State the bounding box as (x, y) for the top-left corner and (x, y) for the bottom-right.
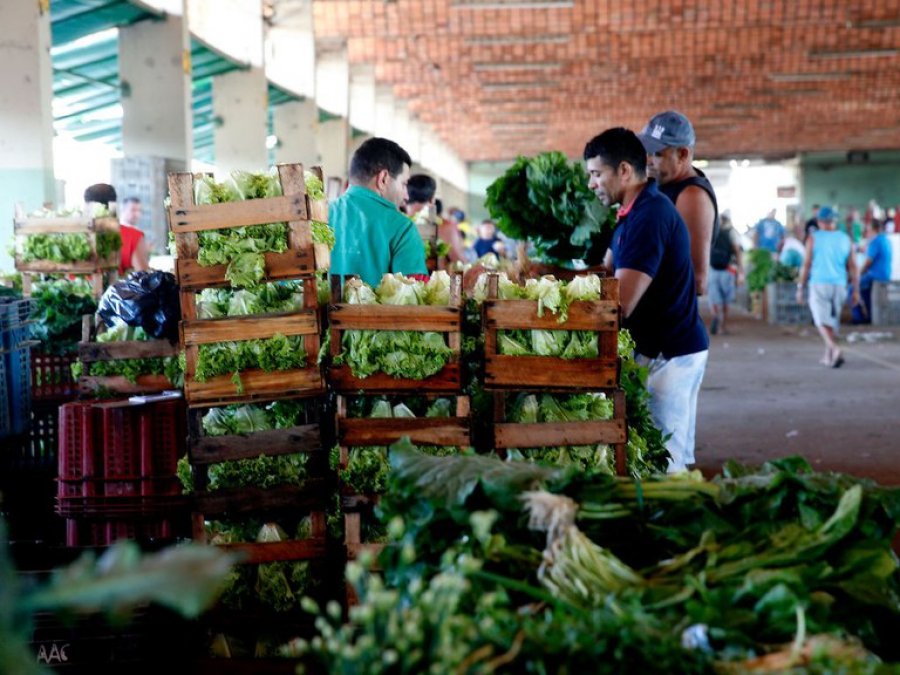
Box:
(167, 194), (307, 233)
(175, 248), (316, 289)
(79, 339), (178, 362)
(309, 199), (328, 222)
(214, 538), (327, 564)
(78, 374), (174, 395)
(485, 300), (619, 331)
(614, 390), (627, 476)
(15, 258), (117, 273)
(14, 216), (118, 234)
(340, 417), (470, 447)
(494, 419), (626, 449)
(346, 542), (385, 561)
(185, 367), (324, 406)
(328, 363), (461, 393)
(328, 304), (461, 331)
(192, 481), (327, 517)
(484, 356), (618, 389)
(189, 424), (322, 465)
(181, 311), (319, 345)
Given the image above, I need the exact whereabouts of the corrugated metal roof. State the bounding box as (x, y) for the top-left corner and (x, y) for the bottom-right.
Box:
(51, 4), (305, 165)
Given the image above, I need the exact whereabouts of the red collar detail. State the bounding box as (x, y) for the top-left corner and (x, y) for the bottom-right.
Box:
(616, 186), (644, 221)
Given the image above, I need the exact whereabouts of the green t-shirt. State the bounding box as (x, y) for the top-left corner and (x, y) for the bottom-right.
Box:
(329, 185), (427, 287)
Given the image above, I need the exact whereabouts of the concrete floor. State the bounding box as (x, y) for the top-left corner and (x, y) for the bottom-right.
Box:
(694, 308), (900, 485)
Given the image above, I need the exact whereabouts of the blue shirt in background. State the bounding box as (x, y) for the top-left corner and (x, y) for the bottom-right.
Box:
(611, 180), (708, 360)
(754, 217), (785, 253)
(866, 233), (893, 282)
(810, 229), (852, 285)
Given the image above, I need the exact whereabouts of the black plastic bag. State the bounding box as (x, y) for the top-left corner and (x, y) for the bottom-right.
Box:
(97, 271), (180, 341)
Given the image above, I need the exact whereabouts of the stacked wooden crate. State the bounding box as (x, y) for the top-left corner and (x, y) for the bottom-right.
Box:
(14, 212), (120, 298)
(77, 315), (180, 397)
(481, 273), (628, 476)
(168, 164), (331, 646)
(328, 273), (469, 563)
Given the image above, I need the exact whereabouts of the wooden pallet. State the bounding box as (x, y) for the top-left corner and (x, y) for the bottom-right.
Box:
(167, 164), (326, 292)
(482, 273), (621, 390)
(327, 274), (464, 393)
(493, 390), (629, 476)
(77, 316), (179, 396)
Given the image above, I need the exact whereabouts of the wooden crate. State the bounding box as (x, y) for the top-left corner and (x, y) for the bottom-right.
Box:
(179, 277), (324, 406)
(167, 164), (326, 292)
(77, 316), (179, 396)
(327, 274), (464, 393)
(482, 273), (620, 390)
(15, 215), (120, 298)
(493, 390), (629, 476)
(336, 394), (470, 560)
(186, 397), (328, 562)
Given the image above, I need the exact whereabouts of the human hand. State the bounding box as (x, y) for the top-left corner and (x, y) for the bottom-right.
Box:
(795, 287), (804, 302)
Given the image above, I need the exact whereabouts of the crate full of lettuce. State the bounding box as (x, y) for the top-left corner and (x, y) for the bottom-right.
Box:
(475, 272), (620, 390)
(14, 207), (122, 298)
(167, 165), (332, 291)
(328, 271), (464, 393)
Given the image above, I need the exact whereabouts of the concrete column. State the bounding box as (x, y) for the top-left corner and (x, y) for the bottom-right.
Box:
(0, 1), (54, 271)
(317, 117), (350, 184)
(273, 99), (318, 166)
(213, 67), (268, 172)
(119, 11), (192, 162)
(119, 15), (193, 163)
(266, 1), (315, 99)
(315, 45), (349, 118)
(349, 65), (376, 135)
(374, 85), (396, 140)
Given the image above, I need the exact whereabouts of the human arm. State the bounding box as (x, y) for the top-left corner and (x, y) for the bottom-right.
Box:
(437, 218), (465, 263)
(795, 235), (814, 301)
(615, 268), (653, 318)
(847, 246), (861, 306)
(731, 231), (744, 285)
(131, 235), (151, 272)
(675, 186), (715, 295)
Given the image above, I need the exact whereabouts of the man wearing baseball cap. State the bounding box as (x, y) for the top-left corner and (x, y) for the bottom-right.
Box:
(638, 111), (719, 296)
(796, 206), (860, 368)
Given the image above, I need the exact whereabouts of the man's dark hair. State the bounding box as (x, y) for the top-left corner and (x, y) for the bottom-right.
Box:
(349, 137), (412, 182)
(84, 183), (117, 207)
(407, 174), (436, 204)
(122, 196), (141, 205)
(583, 128), (647, 177)
(871, 219), (885, 232)
(435, 198), (443, 216)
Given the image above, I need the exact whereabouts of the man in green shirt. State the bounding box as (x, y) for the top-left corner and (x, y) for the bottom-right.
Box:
(329, 137), (427, 287)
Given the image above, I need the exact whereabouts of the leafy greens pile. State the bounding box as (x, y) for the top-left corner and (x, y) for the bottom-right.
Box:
(484, 151), (616, 265)
(177, 451), (308, 494)
(473, 273), (606, 358)
(209, 518), (318, 615)
(507, 392), (616, 474)
(18, 228), (121, 265)
(71, 323), (183, 386)
(196, 280), (306, 318)
(288, 449), (900, 673)
(200, 399), (308, 436)
(194, 333), (306, 385)
(335, 272), (455, 380)
(331, 397), (458, 496)
(29, 278), (98, 354)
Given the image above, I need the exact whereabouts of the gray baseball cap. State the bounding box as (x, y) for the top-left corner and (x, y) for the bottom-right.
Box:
(638, 110), (696, 153)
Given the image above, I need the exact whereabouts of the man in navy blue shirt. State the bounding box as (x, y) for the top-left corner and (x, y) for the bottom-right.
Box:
(584, 127), (709, 472)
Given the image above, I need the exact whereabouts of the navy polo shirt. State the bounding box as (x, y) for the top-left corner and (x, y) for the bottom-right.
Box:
(612, 180), (709, 359)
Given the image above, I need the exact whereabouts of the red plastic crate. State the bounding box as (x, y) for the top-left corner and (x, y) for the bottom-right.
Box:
(58, 398), (186, 504)
(65, 517), (173, 547)
(31, 350), (78, 402)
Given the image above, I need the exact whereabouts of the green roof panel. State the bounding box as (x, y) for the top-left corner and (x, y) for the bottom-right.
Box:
(51, 0), (163, 46)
